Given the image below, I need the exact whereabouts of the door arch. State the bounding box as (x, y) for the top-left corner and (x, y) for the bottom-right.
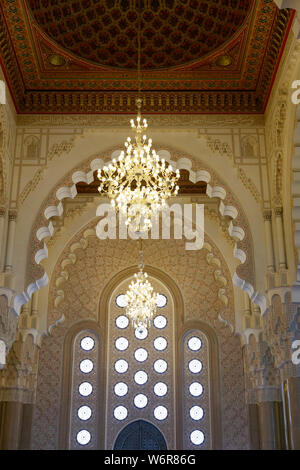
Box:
(113, 420), (167, 450)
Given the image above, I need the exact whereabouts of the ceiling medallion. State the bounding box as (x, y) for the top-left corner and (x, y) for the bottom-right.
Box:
(48, 54), (66, 66)
(215, 55), (232, 67)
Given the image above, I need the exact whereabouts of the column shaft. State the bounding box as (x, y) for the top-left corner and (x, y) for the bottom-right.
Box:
(275, 208), (287, 269)
(257, 401), (285, 449)
(0, 401), (23, 449)
(263, 211), (275, 272)
(0, 208), (5, 269)
(4, 211), (17, 272)
(283, 377), (300, 449)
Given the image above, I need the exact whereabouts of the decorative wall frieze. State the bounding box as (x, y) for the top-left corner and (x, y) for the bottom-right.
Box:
(199, 132), (263, 207)
(16, 113), (265, 129)
(18, 132), (82, 207)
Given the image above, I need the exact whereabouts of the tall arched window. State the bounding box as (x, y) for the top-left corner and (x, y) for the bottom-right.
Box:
(61, 275), (221, 450)
(105, 275), (176, 449)
(182, 330), (211, 449)
(69, 329), (101, 449)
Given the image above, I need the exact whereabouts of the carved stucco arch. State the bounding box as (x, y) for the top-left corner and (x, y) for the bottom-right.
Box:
(51, 228), (232, 333)
(13, 146), (264, 317)
(45, 218), (235, 335)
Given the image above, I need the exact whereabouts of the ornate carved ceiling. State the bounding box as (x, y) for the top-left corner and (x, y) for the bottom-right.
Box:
(0, 0), (295, 114)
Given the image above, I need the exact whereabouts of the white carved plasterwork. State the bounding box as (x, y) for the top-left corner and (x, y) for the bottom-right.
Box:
(14, 112), (266, 213)
(0, 293), (18, 357)
(263, 293), (300, 379)
(17, 149), (262, 325)
(243, 336), (281, 404)
(15, 130), (83, 207)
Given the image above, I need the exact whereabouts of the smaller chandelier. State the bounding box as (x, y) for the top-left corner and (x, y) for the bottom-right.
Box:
(124, 238), (158, 330)
(97, 98), (180, 233)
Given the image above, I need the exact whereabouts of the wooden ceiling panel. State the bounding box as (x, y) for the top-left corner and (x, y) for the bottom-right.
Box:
(0, 0), (295, 114)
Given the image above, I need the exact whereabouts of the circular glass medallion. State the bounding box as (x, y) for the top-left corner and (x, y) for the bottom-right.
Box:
(135, 327), (148, 340)
(114, 359), (129, 373)
(189, 382), (203, 397)
(134, 348), (148, 362)
(134, 393), (148, 409)
(154, 405), (168, 421)
(153, 315), (167, 329)
(134, 370), (148, 385)
(115, 337), (129, 351)
(79, 359), (94, 374)
(154, 359), (168, 374)
(77, 405), (92, 421)
(190, 406), (204, 421)
(76, 430), (91, 445)
(156, 294), (167, 308)
(153, 382), (168, 397)
(190, 430), (205, 445)
(78, 382), (93, 397)
(153, 336), (167, 351)
(114, 405), (128, 421)
(187, 336), (202, 351)
(114, 382), (128, 397)
(116, 294), (127, 308)
(188, 359), (202, 374)
(80, 336), (95, 351)
(116, 315), (129, 329)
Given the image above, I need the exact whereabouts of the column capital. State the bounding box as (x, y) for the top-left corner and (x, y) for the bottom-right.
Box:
(274, 206), (283, 217)
(8, 209), (17, 222)
(0, 206), (5, 217)
(263, 210), (272, 221)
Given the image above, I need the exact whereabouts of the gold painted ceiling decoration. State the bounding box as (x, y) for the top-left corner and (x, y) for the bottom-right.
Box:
(26, 0), (251, 70)
(0, 0), (295, 114)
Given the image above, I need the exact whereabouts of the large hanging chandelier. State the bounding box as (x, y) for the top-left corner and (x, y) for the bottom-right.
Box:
(124, 238), (158, 330)
(97, 98), (180, 233)
(97, 1), (180, 234)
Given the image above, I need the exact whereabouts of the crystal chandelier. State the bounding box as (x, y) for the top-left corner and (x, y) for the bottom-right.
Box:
(124, 238), (158, 330)
(97, 98), (180, 233)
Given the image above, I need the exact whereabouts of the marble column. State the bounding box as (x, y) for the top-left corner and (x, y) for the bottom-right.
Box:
(0, 207), (5, 270)
(4, 210), (17, 272)
(274, 207), (287, 269)
(257, 401), (285, 449)
(282, 376), (300, 449)
(263, 210), (275, 272)
(0, 401), (23, 449)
